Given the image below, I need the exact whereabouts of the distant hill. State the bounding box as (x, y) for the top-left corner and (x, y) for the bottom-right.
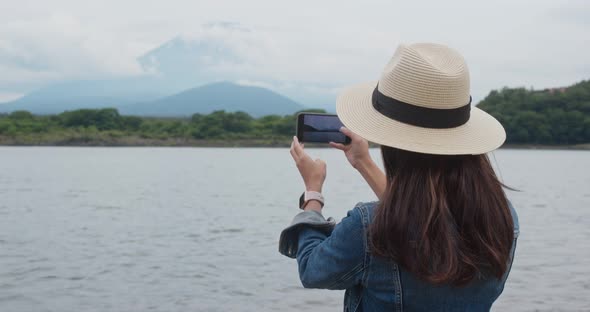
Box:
(0, 30), (333, 115)
(0, 78), (172, 115)
(120, 81), (304, 117)
(0, 33), (236, 116)
(477, 79), (590, 145)
(0, 80), (304, 117)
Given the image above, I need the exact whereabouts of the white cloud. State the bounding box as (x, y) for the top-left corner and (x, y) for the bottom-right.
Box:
(0, 92), (23, 103)
(235, 79), (274, 89)
(0, 10), (146, 92)
(0, 0), (588, 104)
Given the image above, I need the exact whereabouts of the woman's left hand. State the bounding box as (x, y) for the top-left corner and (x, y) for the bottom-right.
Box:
(290, 136), (326, 192)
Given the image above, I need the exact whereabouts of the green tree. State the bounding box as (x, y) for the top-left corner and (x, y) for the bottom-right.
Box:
(478, 80), (590, 144)
(9, 111), (34, 120)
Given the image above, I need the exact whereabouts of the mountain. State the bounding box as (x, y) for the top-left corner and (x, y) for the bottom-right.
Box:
(120, 81), (304, 117)
(477, 79), (590, 145)
(0, 77), (171, 115)
(0, 28), (332, 115)
(0, 35), (238, 115)
(138, 34), (241, 83)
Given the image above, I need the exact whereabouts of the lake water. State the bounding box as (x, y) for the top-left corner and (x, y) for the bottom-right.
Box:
(0, 147), (589, 311)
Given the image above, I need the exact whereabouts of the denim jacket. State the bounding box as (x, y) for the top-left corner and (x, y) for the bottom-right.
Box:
(279, 201), (519, 312)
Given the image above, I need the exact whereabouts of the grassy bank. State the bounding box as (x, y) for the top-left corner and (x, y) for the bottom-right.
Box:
(1, 134), (589, 150)
(501, 144), (590, 151)
(0, 134), (292, 147)
(1, 108), (588, 149)
(0, 108), (304, 147)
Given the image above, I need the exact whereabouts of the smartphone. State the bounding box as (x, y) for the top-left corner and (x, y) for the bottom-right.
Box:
(296, 113), (351, 144)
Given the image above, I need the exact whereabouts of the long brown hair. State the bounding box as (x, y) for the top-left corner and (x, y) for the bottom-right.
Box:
(370, 146), (514, 286)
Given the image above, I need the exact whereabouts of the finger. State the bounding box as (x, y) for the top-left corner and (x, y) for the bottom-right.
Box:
(339, 126), (355, 142)
(292, 136), (305, 158)
(290, 145), (298, 162)
(339, 126), (353, 136)
(290, 139), (299, 161)
(339, 126), (359, 141)
(329, 142), (346, 151)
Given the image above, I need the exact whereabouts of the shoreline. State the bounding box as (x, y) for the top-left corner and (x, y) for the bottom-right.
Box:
(0, 138), (588, 150)
(500, 144), (590, 151)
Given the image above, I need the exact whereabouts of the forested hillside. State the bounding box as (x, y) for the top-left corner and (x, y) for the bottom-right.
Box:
(478, 80), (590, 144)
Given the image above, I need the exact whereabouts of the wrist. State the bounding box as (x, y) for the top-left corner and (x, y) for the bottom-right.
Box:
(305, 184), (323, 192)
(303, 200), (323, 212)
(354, 156), (376, 173)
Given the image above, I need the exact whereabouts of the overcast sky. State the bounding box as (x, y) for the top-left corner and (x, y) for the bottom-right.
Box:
(0, 0), (588, 104)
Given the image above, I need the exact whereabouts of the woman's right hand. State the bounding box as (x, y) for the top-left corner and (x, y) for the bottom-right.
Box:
(329, 127), (371, 170)
(330, 127), (387, 200)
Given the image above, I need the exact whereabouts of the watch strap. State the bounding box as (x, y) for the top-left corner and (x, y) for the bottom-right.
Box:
(299, 191), (324, 209)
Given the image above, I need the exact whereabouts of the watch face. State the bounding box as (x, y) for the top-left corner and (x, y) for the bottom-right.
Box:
(300, 191), (324, 209)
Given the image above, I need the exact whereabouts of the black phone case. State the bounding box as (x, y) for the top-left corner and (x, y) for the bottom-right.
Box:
(296, 113), (351, 144)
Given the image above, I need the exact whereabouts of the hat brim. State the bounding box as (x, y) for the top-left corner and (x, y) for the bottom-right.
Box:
(336, 81), (506, 155)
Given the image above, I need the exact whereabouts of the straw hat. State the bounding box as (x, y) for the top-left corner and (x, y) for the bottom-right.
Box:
(336, 43), (505, 155)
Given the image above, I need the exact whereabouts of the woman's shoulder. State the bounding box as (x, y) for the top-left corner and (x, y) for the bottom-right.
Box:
(346, 201), (379, 228)
(354, 201), (379, 213)
(507, 200), (520, 238)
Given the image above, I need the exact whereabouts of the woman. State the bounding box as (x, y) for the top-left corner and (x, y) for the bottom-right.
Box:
(279, 43), (519, 311)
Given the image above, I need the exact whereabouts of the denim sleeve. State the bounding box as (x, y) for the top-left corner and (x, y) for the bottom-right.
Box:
(508, 201), (520, 238)
(278, 210), (336, 258)
(293, 207), (366, 290)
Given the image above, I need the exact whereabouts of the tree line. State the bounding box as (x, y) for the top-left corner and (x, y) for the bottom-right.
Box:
(477, 79), (590, 145)
(1, 79), (589, 146)
(0, 108), (325, 145)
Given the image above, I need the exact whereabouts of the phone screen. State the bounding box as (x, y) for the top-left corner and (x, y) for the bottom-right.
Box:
(297, 114), (350, 144)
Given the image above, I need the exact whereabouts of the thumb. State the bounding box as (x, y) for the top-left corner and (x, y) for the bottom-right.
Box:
(340, 126), (364, 142)
(339, 126), (352, 136)
(329, 142), (346, 151)
(340, 126), (359, 140)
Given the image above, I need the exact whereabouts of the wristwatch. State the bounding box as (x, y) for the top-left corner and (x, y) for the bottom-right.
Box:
(299, 191), (325, 209)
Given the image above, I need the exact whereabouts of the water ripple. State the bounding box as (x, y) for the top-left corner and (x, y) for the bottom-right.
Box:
(0, 148), (587, 311)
